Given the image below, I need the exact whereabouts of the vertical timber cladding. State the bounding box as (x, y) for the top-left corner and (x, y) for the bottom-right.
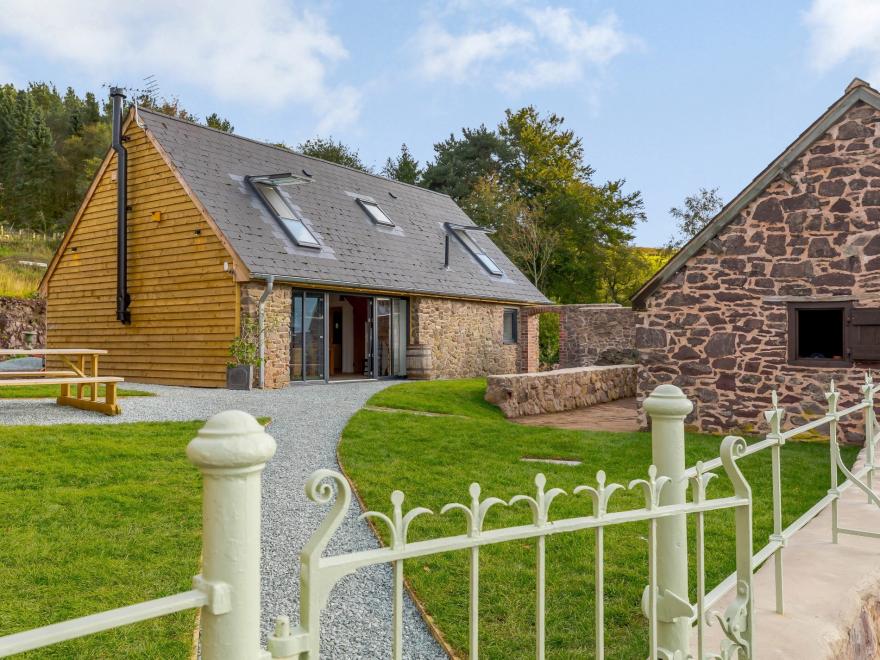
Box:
(45, 122), (238, 386)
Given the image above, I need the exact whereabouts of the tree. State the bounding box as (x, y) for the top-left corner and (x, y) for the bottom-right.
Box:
(135, 93), (198, 122)
(665, 187), (723, 251)
(421, 126), (513, 202)
(498, 107), (644, 302)
(206, 112), (234, 133)
(595, 244), (656, 304)
(382, 143), (421, 184)
(296, 136), (372, 172)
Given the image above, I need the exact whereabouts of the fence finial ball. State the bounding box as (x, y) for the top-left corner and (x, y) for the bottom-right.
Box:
(644, 383), (694, 419)
(187, 410), (276, 470)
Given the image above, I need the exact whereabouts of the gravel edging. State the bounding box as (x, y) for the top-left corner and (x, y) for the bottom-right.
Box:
(1, 382), (448, 659)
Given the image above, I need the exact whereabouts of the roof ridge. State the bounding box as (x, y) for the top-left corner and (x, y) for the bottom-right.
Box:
(632, 78), (880, 308)
(134, 105), (455, 200)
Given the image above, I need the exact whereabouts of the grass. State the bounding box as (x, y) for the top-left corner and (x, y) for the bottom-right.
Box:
(0, 421), (204, 658)
(0, 230), (57, 298)
(0, 384), (154, 399)
(339, 378), (860, 659)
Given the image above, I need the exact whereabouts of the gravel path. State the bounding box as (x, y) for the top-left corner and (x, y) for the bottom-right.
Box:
(0, 382), (448, 659)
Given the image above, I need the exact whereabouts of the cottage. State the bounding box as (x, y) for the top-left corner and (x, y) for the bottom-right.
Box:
(39, 91), (548, 387)
(633, 78), (880, 439)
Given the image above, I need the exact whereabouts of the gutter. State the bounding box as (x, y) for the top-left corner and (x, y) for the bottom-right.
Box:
(248, 273), (550, 307)
(257, 275), (275, 388)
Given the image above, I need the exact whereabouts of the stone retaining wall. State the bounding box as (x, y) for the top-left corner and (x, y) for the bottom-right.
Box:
(0, 296), (46, 349)
(485, 364), (638, 418)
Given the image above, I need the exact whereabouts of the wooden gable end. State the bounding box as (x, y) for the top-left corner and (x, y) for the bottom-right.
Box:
(44, 120), (240, 386)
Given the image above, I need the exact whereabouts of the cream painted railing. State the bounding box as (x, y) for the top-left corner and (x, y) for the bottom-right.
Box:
(696, 371), (880, 640)
(268, 386), (752, 660)
(2, 377), (878, 659)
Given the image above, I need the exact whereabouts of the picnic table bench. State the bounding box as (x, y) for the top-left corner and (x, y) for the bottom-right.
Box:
(0, 349), (123, 415)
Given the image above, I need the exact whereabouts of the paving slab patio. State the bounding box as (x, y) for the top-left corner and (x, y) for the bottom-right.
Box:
(511, 396), (639, 432)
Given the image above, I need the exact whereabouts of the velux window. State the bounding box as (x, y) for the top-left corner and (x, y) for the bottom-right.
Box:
(453, 227), (503, 276)
(252, 177), (320, 248)
(357, 198), (394, 226)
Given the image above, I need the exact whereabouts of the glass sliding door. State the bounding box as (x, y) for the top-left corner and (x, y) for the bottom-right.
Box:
(290, 290), (326, 382)
(290, 289), (407, 382)
(375, 297), (392, 378)
(304, 292), (325, 380)
(290, 293), (304, 380)
(392, 298), (408, 377)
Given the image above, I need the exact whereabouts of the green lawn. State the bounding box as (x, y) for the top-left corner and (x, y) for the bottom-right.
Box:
(339, 379), (860, 659)
(0, 384), (153, 399)
(0, 421), (203, 658)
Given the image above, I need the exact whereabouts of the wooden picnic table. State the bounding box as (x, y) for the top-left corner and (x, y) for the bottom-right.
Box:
(0, 348), (123, 415)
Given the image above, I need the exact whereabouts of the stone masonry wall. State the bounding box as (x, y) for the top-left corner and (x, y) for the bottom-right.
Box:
(638, 100), (880, 440)
(410, 296), (527, 378)
(560, 305), (636, 367)
(240, 282), (292, 389)
(485, 364), (638, 417)
(526, 304), (637, 368)
(0, 297), (46, 349)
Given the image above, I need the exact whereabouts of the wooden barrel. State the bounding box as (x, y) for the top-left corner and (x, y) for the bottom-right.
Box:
(406, 344), (433, 380)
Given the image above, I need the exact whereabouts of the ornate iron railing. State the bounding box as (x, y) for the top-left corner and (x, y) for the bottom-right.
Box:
(2, 376), (879, 659)
(697, 372), (880, 633)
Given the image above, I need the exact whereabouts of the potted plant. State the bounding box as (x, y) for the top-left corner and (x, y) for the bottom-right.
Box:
(227, 318), (261, 390)
(22, 330), (37, 347)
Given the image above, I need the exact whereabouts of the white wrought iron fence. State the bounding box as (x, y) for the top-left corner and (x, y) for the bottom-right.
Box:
(696, 372), (880, 632)
(1, 376), (879, 659)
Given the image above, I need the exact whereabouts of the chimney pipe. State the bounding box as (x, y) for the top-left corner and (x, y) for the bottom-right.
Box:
(110, 87), (131, 324)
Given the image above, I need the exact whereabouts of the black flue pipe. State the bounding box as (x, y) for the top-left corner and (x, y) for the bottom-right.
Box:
(110, 87), (131, 324)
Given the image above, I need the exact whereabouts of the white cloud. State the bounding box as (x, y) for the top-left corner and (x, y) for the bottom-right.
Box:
(805, 0), (880, 82)
(413, 4), (635, 92)
(417, 23), (533, 82)
(0, 0), (361, 131)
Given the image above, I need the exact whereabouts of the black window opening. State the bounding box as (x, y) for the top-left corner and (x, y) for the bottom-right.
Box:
(788, 303), (849, 366)
(451, 227), (503, 276)
(251, 178), (320, 248)
(357, 198), (395, 226)
(503, 308), (518, 344)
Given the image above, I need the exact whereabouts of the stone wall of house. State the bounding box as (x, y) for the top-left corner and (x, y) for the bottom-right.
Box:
(240, 282), (292, 389)
(410, 296), (531, 378)
(485, 364), (638, 418)
(637, 99), (880, 440)
(0, 297), (46, 349)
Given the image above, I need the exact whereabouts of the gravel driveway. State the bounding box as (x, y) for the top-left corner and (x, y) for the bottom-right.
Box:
(1, 382), (447, 659)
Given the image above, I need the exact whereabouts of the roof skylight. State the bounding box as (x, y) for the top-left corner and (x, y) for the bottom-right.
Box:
(452, 227), (503, 276)
(357, 199), (395, 226)
(253, 181), (320, 248)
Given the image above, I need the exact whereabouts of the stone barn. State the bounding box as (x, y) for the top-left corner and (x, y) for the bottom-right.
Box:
(633, 78), (880, 440)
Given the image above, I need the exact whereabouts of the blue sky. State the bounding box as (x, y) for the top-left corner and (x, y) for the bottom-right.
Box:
(0, 0), (876, 246)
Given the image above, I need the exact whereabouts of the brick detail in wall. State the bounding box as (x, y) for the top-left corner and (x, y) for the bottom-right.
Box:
(637, 100), (880, 441)
(410, 296), (522, 378)
(240, 282), (292, 389)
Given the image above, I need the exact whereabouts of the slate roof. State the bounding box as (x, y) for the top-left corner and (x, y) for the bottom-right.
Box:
(137, 108), (549, 304)
(632, 78), (880, 309)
